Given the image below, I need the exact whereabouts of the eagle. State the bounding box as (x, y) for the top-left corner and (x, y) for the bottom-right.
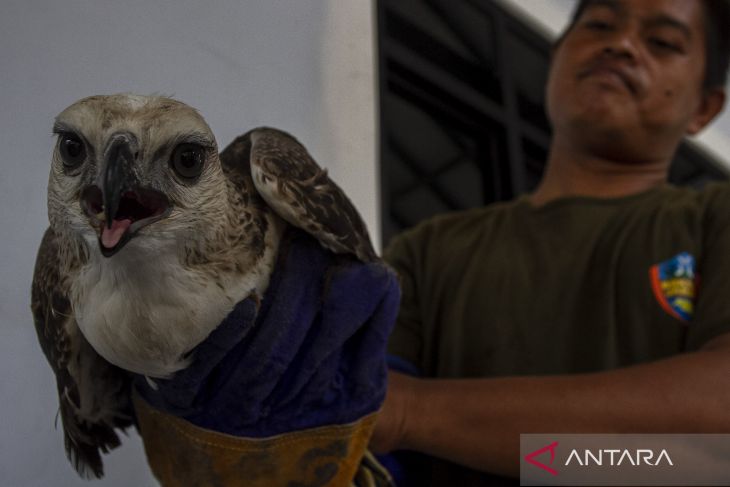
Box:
(31, 94), (378, 478)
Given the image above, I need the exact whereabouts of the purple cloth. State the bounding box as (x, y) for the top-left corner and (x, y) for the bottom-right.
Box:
(134, 229), (400, 437)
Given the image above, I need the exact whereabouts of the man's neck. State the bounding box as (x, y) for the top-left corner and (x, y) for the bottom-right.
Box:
(529, 138), (671, 206)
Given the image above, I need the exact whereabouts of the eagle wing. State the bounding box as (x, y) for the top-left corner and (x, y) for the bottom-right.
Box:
(31, 228), (133, 478)
(220, 127), (377, 262)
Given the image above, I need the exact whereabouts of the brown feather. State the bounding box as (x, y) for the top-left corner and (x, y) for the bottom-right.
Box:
(234, 127), (377, 263)
(31, 228), (133, 478)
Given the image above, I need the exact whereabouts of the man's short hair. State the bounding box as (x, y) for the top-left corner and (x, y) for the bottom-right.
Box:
(564, 0), (730, 90)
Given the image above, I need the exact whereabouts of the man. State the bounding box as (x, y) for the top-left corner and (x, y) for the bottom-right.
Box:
(372, 0), (730, 484)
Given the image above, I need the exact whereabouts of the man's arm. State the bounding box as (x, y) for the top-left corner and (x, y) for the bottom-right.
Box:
(371, 332), (730, 478)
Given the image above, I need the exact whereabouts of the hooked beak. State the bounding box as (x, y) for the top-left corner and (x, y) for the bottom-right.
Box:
(79, 133), (171, 258)
(103, 135), (137, 228)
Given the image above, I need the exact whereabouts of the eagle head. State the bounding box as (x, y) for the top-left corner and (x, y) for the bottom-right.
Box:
(49, 94), (229, 257)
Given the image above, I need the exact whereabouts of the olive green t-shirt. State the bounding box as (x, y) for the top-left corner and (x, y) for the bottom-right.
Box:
(384, 183), (730, 484)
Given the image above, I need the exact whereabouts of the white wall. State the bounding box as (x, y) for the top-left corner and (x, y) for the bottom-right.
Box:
(0, 1), (377, 486)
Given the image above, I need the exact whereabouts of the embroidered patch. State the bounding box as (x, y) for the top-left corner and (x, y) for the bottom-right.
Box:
(650, 252), (697, 322)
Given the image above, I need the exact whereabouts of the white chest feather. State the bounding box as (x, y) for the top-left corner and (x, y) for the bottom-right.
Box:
(70, 236), (279, 378)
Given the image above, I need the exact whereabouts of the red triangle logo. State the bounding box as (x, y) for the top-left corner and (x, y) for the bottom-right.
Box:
(524, 441), (559, 476)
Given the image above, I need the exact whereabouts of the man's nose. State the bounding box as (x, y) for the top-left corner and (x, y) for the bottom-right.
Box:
(602, 27), (640, 61)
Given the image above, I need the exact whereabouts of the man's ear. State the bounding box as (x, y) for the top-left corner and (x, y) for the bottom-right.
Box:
(686, 88), (726, 135)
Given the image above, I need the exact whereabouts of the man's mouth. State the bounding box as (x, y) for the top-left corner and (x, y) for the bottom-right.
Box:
(579, 63), (638, 96)
(80, 185), (170, 257)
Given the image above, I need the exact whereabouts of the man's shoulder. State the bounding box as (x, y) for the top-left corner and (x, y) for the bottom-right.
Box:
(383, 199), (523, 267)
(651, 182), (730, 222)
(398, 199), (522, 244)
(694, 181), (730, 207)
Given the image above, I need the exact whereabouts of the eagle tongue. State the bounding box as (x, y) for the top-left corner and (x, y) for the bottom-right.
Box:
(101, 219), (132, 249)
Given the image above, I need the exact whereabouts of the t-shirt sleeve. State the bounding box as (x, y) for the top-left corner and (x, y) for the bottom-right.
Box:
(383, 231), (424, 372)
(686, 184), (730, 350)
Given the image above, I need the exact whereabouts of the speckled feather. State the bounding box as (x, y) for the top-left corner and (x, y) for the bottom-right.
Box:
(245, 128), (377, 263)
(31, 228), (133, 478)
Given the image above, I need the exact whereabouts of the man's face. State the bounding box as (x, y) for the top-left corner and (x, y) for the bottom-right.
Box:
(546, 0), (719, 162)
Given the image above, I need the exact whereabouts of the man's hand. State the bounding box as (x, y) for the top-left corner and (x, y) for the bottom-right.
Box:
(370, 371), (417, 454)
(368, 334), (730, 477)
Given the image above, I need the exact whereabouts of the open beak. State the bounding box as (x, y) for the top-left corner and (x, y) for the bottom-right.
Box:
(80, 134), (171, 257)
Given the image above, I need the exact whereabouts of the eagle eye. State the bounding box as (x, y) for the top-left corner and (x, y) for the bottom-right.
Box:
(171, 143), (205, 181)
(58, 133), (86, 169)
